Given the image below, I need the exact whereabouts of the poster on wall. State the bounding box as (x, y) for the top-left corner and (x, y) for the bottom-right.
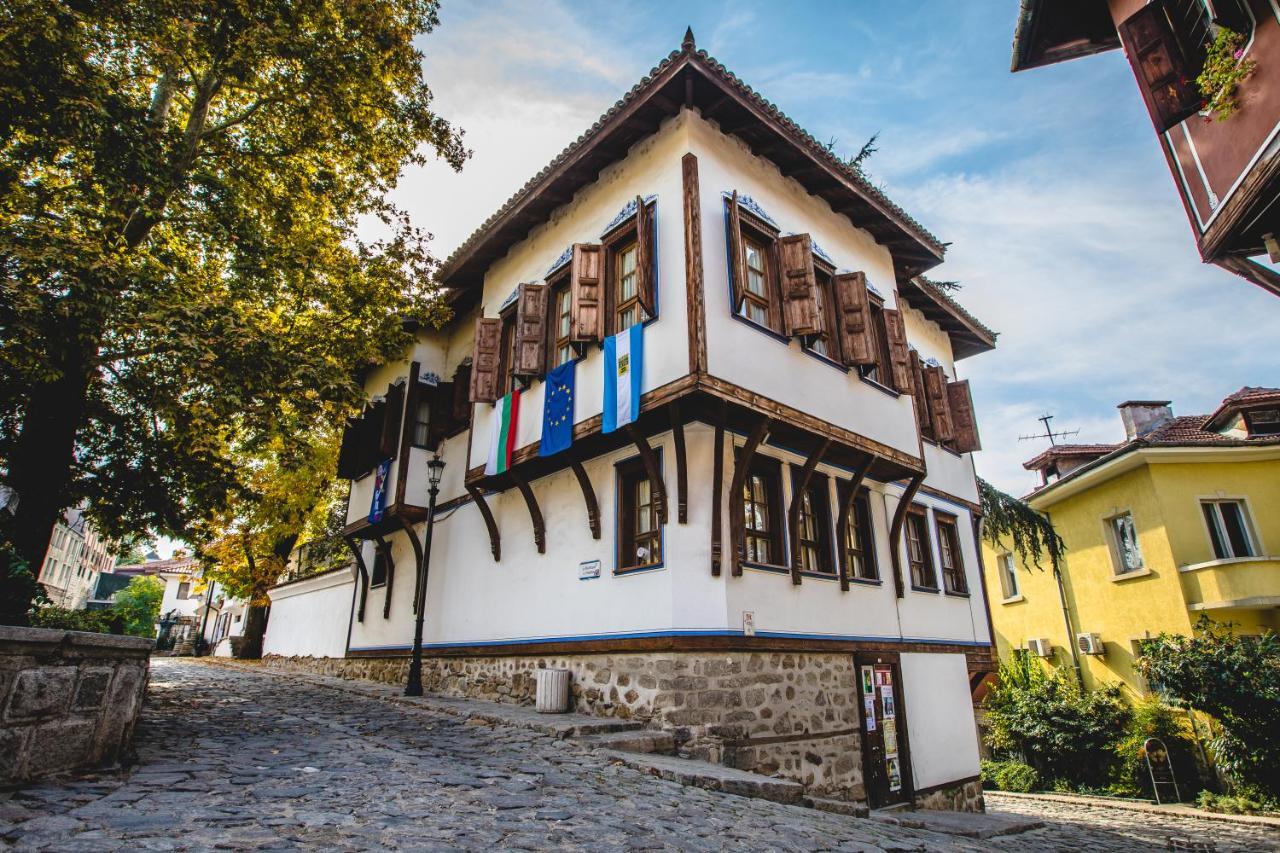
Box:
(861, 666), (875, 696)
(863, 696), (876, 730)
(880, 685), (896, 719)
(876, 669), (892, 687)
(886, 756), (902, 792)
(368, 459), (391, 523)
(882, 718), (898, 754)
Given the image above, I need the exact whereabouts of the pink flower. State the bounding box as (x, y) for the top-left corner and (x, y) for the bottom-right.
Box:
(1233, 49), (1244, 60)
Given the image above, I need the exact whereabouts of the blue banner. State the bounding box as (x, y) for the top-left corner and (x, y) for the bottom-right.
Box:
(540, 359), (576, 457)
(369, 458), (391, 523)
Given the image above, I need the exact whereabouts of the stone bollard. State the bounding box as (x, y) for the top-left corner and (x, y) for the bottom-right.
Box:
(535, 668), (571, 713)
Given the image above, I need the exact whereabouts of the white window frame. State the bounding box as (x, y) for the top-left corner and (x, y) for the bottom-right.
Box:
(1106, 511), (1144, 575)
(1198, 496), (1261, 560)
(998, 552), (1021, 600)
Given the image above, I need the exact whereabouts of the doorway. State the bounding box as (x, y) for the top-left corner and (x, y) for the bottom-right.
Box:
(857, 652), (913, 809)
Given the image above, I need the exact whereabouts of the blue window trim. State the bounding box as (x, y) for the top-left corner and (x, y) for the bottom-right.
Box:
(800, 343), (850, 373)
(613, 447), (666, 575)
(858, 373), (901, 398)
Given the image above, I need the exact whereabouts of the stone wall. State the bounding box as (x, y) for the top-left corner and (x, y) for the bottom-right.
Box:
(914, 778), (985, 813)
(1, 626), (152, 785)
(265, 650), (864, 801)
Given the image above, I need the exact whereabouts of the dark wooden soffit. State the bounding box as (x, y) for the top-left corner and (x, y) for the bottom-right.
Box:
(438, 42), (946, 309)
(1010, 0), (1118, 73)
(897, 278), (996, 361)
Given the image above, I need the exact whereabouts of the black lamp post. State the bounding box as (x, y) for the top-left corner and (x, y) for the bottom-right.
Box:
(405, 453), (445, 697)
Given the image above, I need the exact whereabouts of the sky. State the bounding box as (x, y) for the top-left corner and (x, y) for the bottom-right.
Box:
(386, 0), (1280, 498)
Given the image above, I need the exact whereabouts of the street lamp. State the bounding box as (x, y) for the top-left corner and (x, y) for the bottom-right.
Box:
(405, 452), (445, 697)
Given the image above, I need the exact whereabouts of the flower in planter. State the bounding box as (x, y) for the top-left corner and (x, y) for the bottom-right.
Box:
(1197, 28), (1258, 122)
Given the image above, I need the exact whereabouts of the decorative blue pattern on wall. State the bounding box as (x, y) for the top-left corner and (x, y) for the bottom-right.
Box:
(810, 238), (834, 266)
(601, 194), (658, 236)
(546, 245), (573, 277)
(499, 287), (520, 312)
(721, 191), (779, 229)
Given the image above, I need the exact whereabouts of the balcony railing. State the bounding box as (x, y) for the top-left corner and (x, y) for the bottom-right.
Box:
(280, 535), (353, 586)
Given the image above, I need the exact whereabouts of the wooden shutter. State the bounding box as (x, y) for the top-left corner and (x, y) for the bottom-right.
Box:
(727, 191), (748, 313)
(1117, 2), (1204, 133)
(336, 419), (362, 479)
(635, 196), (655, 318)
(947, 379), (981, 453)
(923, 365), (954, 443)
(426, 381), (452, 449)
(512, 282), (547, 378)
(379, 382), (404, 458)
(833, 271), (875, 366)
(359, 401), (385, 471)
(452, 362), (472, 425)
(469, 318), (502, 403)
(777, 233), (819, 337)
(570, 243), (604, 343)
(883, 308), (913, 394)
(910, 356), (931, 433)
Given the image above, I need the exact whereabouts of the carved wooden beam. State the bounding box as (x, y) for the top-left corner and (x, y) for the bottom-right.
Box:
(466, 485), (501, 562)
(624, 424), (668, 525)
(373, 535), (396, 620)
(569, 461), (601, 540)
(711, 422), (725, 577)
(391, 515), (424, 614)
(787, 438), (831, 586)
(888, 474), (925, 599)
(342, 535), (370, 623)
(670, 401), (688, 524)
(727, 416), (771, 577)
(835, 452), (876, 592)
(509, 470), (546, 554)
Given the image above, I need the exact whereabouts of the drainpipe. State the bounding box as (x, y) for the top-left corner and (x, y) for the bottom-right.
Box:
(1049, 533), (1083, 686)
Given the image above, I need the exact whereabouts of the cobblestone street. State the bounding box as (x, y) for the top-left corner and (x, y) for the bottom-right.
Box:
(1, 660), (1277, 852)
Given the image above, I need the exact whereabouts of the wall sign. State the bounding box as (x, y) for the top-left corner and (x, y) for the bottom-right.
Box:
(743, 612), (755, 636)
(578, 560), (601, 580)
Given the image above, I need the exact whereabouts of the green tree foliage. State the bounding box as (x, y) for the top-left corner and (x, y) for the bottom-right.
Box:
(1138, 617), (1280, 798)
(111, 575), (165, 638)
(1112, 696), (1201, 798)
(0, 0), (467, 623)
(984, 652), (1129, 787)
(31, 605), (125, 634)
(978, 478), (1065, 570)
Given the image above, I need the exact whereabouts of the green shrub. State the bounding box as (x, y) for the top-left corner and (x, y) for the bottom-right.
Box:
(1113, 696), (1201, 800)
(111, 575), (164, 638)
(30, 606), (124, 634)
(980, 759), (1040, 793)
(1196, 790), (1271, 815)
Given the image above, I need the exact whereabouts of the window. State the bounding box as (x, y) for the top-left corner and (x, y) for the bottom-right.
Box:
(617, 456), (662, 571)
(935, 514), (968, 595)
(905, 508), (937, 590)
(840, 485), (878, 581)
(499, 312), (518, 394)
(792, 469), (834, 575)
(740, 235), (774, 327)
(727, 198), (783, 333)
(370, 548), (388, 587)
(614, 241), (642, 332)
(998, 553), (1020, 600)
(859, 299), (895, 387)
(803, 265), (842, 363)
(548, 278), (574, 369)
(742, 457), (784, 565)
(1202, 500), (1256, 559)
(1244, 409), (1280, 436)
(1108, 512), (1144, 574)
(176, 582), (190, 600)
(411, 395), (432, 448)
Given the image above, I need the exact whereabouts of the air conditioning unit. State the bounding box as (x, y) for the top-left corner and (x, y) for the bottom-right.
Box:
(1026, 638), (1053, 658)
(1077, 632), (1106, 656)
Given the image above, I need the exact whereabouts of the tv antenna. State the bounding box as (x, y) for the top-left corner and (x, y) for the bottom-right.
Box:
(1018, 414), (1079, 446)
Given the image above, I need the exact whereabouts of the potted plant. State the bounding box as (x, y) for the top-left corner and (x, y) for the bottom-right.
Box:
(1197, 28), (1257, 122)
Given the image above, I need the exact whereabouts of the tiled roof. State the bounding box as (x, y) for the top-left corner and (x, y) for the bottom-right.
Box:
(438, 36), (945, 288)
(913, 276), (997, 340)
(114, 557), (199, 576)
(1205, 386), (1280, 430)
(1022, 443), (1118, 471)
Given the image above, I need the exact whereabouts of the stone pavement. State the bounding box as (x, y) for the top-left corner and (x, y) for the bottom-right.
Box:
(0, 659), (1275, 852)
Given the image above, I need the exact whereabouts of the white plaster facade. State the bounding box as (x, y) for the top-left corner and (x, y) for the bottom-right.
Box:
(263, 569), (354, 659)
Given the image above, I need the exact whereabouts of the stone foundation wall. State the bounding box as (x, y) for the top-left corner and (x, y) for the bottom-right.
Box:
(914, 778), (985, 813)
(1, 626), (152, 785)
(264, 650), (863, 800)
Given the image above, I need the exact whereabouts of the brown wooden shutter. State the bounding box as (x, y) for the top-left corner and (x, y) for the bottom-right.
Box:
(570, 243), (604, 343)
(469, 318), (502, 403)
(512, 282), (547, 379)
(947, 380), (981, 453)
(379, 382), (404, 458)
(910, 355), (931, 433)
(336, 419), (362, 479)
(777, 233), (819, 337)
(883, 308), (913, 393)
(452, 362), (472, 425)
(727, 191), (748, 313)
(635, 196), (655, 318)
(833, 271), (875, 366)
(1117, 2), (1204, 133)
(923, 365), (954, 443)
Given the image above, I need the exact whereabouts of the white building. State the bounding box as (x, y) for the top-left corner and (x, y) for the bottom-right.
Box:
(267, 32), (998, 811)
(37, 508), (118, 609)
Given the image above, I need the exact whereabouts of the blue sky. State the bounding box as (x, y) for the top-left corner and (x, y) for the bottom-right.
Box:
(396, 0), (1280, 496)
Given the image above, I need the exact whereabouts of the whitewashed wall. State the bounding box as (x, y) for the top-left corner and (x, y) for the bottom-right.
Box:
(900, 652), (982, 789)
(264, 570), (355, 659)
(159, 574), (201, 620)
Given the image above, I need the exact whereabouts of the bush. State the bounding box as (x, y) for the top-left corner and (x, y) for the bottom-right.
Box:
(981, 760), (1040, 793)
(30, 606), (125, 635)
(1196, 790), (1272, 815)
(984, 652), (1129, 788)
(1113, 696), (1201, 800)
(111, 575), (165, 638)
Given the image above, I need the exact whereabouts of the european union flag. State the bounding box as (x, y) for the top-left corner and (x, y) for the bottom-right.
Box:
(540, 359), (575, 457)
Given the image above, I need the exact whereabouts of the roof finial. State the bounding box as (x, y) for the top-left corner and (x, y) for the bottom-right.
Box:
(682, 26), (696, 52)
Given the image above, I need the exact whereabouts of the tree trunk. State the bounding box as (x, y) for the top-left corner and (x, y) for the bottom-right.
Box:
(237, 605), (268, 659)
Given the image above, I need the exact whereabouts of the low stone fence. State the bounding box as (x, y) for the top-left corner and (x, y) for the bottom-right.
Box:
(1, 626), (152, 786)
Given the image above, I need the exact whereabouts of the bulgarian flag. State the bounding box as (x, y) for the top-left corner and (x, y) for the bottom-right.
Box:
(485, 389), (521, 476)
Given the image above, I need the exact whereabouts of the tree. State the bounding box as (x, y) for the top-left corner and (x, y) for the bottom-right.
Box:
(1138, 617), (1280, 798)
(0, 0), (466, 623)
(112, 575), (165, 638)
(978, 478), (1065, 570)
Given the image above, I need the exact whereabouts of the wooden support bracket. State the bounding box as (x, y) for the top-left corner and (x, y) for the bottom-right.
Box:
(373, 535), (396, 620)
(570, 461), (601, 540)
(670, 401), (689, 524)
(391, 515), (424, 614)
(711, 421), (725, 576)
(466, 485), (501, 562)
(836, 452), (876, 592)
(727, 416), (771, 577)
(509, 470), (546, 554)
(787, 438), (831, 586)
(889, 474), (925, 599)
(342, 535), (370, 623)
(624, 423), (668, 525)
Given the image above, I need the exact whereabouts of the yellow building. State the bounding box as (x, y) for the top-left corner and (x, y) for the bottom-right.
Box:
(982, 388), (1280, 696)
